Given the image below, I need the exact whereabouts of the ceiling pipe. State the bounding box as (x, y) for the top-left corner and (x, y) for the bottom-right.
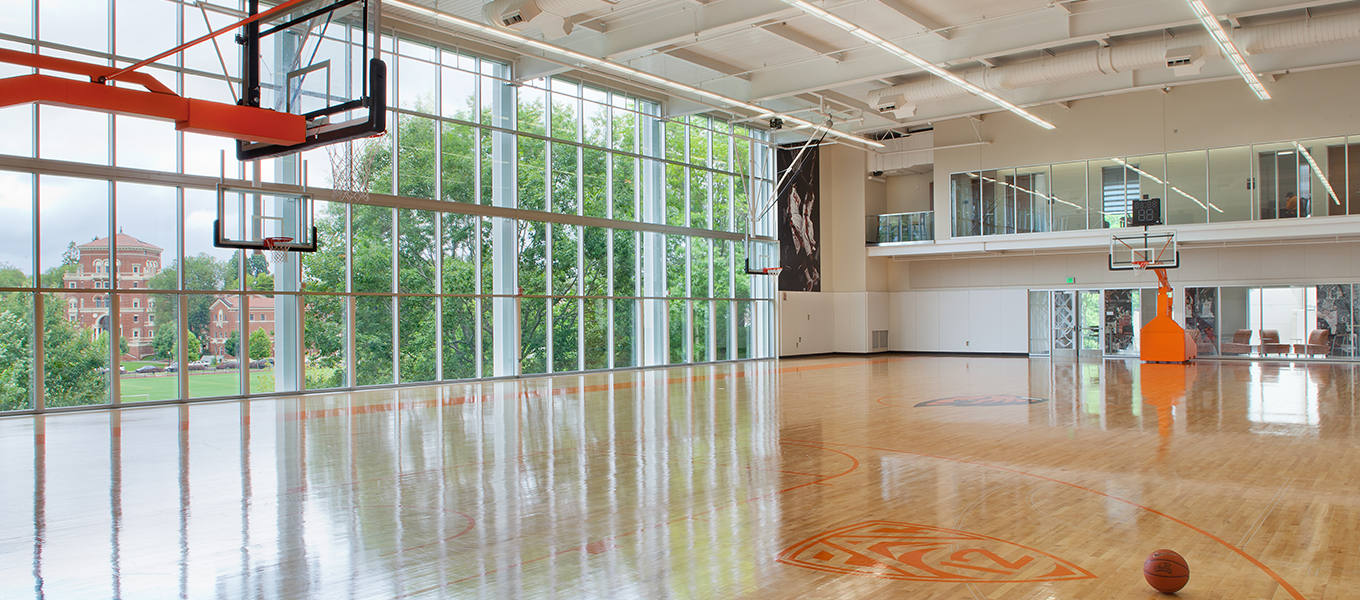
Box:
(867, 9), (1360, 108)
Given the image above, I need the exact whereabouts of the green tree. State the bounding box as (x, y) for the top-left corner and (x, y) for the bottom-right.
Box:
(153, 322), (201, 362)
(150, 253), (225, 341)
(185, 331), (202, 362)
(248, 328), (271, 361)
(62, 241), (79, 266)
(40, 263), (77, 288)
(0, 263), (30, 287)
(224, 329), (239, 358)
(153, 322), (176, 360)
(0, 293), (107, 410)
(96, 333), (129, 357)
(224, 253), (273, 292)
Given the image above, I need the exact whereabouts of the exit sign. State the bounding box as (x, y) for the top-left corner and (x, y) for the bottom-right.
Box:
(1065, 277), (1076, 284)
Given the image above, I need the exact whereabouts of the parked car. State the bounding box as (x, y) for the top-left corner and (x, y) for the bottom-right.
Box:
(249, 359), (271, 369)
(218, 360), (240, 370)
(96, 366), (128, 375)
(134, 365), (163, 374)
(187, 361), (207, 371)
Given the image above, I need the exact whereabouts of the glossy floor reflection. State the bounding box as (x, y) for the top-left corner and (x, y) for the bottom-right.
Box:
(1, 356), (1357, 599)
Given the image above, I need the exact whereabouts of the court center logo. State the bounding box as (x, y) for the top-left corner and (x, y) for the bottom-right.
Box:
(914, 395), (1048, 407)
(778, 521), (1096, 583)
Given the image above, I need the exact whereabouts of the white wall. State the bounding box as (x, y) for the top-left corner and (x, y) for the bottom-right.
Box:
(781, 291), (835, 355)
(890, 289), (1028, 353)
(886, 173), (932, 213)
(780, 290), (892, 356)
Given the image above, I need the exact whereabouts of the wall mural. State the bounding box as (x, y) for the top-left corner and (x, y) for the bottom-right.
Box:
(1316, 284), (1352, 356)
(777, 143), (821, 292)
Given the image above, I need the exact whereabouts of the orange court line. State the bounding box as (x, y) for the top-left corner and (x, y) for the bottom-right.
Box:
(783, 439), (1307, 600)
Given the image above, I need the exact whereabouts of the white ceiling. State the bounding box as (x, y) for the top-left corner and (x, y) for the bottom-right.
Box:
(390, 0), (1360, 142)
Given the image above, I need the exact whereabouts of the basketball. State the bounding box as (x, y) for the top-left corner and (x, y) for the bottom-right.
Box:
(1143, 549), (1190, 593)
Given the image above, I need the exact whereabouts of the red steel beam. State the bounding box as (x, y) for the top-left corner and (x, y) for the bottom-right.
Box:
(0, 48), (174, 94)
(0, 74), (305, 146)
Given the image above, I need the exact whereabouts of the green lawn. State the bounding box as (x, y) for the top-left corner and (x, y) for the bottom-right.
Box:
(123, 360), (167, 370)
(119, 369), (276, 402)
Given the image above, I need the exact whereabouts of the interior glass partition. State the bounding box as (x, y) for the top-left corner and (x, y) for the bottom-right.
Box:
(1163, 151), (1206, 225)
(1015, 165), (1050, 233)
(1050, 161), (1087, 232)
(953, 132), (1360, 237)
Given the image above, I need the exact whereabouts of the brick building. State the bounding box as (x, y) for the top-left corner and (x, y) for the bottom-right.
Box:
(208, 295), (275, 358)
(62, 232), (163, 359)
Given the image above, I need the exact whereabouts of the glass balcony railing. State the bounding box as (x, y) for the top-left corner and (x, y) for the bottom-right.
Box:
(867, 211), (934, 245)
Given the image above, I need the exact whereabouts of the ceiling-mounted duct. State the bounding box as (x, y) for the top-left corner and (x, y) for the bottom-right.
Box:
(484, 0), (618, 40)
(865, 9), (1360, 110)
(1165, 47), (1206, 76)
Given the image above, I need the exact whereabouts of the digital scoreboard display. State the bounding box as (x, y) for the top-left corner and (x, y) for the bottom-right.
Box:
(1131, 197), (1163, 227)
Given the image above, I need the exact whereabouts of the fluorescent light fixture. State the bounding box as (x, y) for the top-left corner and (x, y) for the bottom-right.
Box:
(1185, 0), (1271, 100)
(969, 172), (1086, 211)
(1112, 158), (1223, 214)
(1294, 142), (1340, 206)
(384, 0), (884, 148)
(781, 0), (1055, 130)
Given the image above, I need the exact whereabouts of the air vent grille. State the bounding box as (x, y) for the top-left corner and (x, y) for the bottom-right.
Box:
(872, 330), (889, 350)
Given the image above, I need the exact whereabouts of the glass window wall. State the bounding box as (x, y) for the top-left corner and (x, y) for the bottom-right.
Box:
(0, 5), (776, 413)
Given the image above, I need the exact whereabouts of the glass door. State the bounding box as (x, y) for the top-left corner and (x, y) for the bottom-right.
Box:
(1029, 290), (1051, 354)
(1104, 289), (1139, 356)
(1079, 291), (1103, 358)
(1053, 291), (1077, 358)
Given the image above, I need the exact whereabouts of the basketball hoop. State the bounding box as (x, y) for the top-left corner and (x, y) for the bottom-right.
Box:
(263, 237), (294, 263)
(758, 267), (783, 276)
(326, 134), (386, 204)
(1132, 260), (1150, 272)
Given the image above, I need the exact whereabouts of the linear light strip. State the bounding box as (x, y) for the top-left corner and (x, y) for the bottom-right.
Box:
(1294, 142), (1340, 206)
(1185, 0), (1271, 100)
(781, 0), (1055, 130)
(384, 0), (884, 148)
(1112, 158), (1224, 214)
(969, 173), (1088, 212)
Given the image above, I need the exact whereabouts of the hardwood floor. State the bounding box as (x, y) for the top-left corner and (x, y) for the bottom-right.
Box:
(1, 355), (1355, 598)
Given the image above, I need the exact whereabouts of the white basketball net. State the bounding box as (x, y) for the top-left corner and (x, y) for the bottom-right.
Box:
(326, 135), (386, 204)
(263, 237), (293, 264)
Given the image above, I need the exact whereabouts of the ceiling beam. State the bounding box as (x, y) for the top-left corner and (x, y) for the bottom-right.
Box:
(872, 0), (951, 40)
(659, 45), (752, 80)
(761, 22), (846, 62)
(579, 0), (802, 62)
